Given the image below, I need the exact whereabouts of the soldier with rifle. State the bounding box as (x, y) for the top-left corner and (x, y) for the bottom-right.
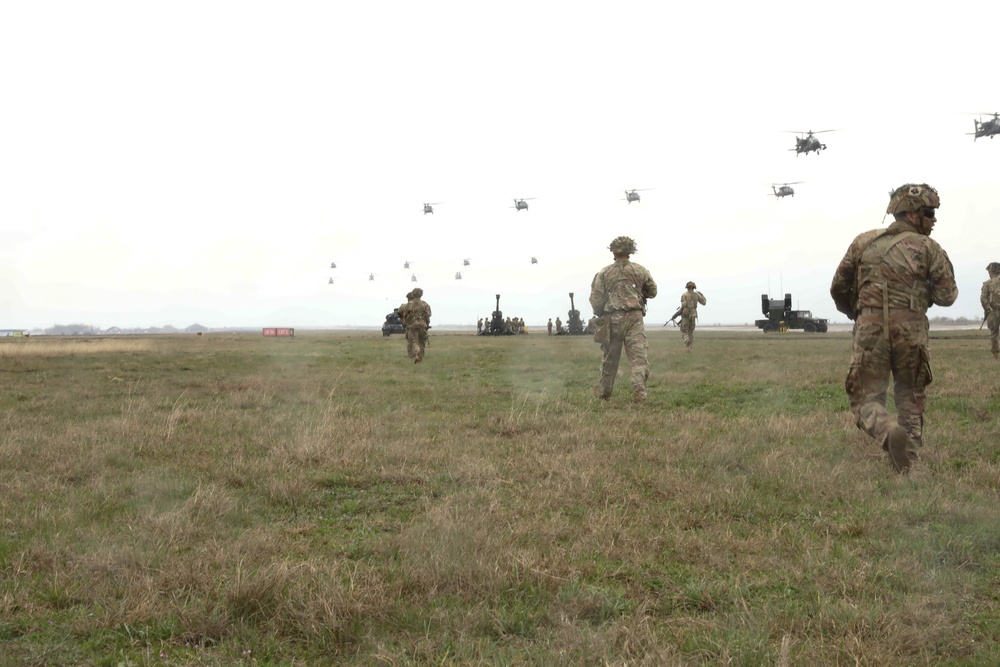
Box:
(676, 281), (707, 351)
(590, 236), (658, 403)
(981, 262), (1000, 360)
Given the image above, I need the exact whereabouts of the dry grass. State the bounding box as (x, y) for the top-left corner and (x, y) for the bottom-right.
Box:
(1, 329), (999, 665)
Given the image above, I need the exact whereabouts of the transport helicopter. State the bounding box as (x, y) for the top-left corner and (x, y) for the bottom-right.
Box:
(463, 258), (471, 266)
(970, 113), (1000, 140)
(330, 262), (337, 269)
(423, 202), (442, 214)
(512, 198), (535, 212)
(785, 129), (838, 156)
(623, 188), (653, 203)
(411, 274), (417, 282)
(403, 260), (412, 269)
(455, 272), (462, 280)
(770, 182), (803, 198)
(369, 273), (375, 281)
(531, 256), (539, 265)
(329, 278), (334, 284)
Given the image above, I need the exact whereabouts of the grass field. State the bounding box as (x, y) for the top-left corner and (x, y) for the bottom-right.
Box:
(1, 328), (999, 666)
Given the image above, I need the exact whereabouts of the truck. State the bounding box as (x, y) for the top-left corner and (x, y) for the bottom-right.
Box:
(755, 293), (828, 333)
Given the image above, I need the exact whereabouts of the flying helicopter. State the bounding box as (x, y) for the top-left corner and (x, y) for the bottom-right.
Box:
(403, 260), (411, 269)
(329, 277), (334, 284)
(530, 256), (539, 265)
(623, 188), (653, 204)
(463, 258), (471, 266)
(785, 129), (838, 156)
(969, 113), (1000, 140)
(330, 262), (337, 269)
(423, 202), (442, 215)
(369, 273), (375, 281)
(411, 274), (417, 282)
(770, 182), (803, 198)
(512, 198), (536, 212)
(455, 272), (462, 280)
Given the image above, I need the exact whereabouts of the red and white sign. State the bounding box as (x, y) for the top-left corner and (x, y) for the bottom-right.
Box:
(262, 328), (295, 337)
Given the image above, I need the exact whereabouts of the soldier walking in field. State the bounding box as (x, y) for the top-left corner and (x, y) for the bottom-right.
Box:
(398, 288), (432, 363)
(590, 236), (658, 403)
(830, 184), (958, 473)
(981, 262), (1000, 360)
(678, 281), (707, 351)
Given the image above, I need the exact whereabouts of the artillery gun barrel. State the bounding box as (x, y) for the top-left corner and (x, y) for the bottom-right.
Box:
(569, 292), (576, 312)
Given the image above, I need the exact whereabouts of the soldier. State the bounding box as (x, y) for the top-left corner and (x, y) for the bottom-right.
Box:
(555, 317), (563, 335)
(590, 235), (658, 403)
(398, 288), (432, 363)
(678, 281), (707, 351)
(830, 184), (958, 473)
(547, 318), (553, 335)
(981, 262), (1000, 360)
(477, 317), (483, 335)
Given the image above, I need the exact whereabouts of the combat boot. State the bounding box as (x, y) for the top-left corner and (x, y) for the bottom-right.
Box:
(886, 425), (916, 474)
(633, 390), (646, 404)
(993, 351), (998, 361)
(594, 386), (610, 401)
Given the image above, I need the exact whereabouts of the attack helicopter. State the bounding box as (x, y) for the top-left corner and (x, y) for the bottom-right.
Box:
(512, 198), (535, 212)
(770, 182), (803, 198)
(785, 129), (838, 156)
(969, 113), (1000, 140)
(623, 188), (653, 204)
(423, 202), (442, 215)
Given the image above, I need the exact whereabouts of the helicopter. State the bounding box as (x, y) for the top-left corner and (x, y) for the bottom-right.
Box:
(411, 274), (417, 282)
(512, 198), (535, 212)
(530, 256), (539, 265)
(623, 188), (653, 204)
(369, 273), (375, 281)
(455, 272), (462, 280)
(770, 182), (803, 198)
(423, 202), (442, 215)
(785, 129), (838, 156)
(330, 262), (337, 269)
(403, 260), (411, 269)
(463, 258), (471, 266)
(970, 113), (1000, 140)
(329, 277), (334, 284)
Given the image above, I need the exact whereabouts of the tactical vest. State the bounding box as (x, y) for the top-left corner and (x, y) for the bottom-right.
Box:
(605, 263), (645, 313)
(988, 278), (1000, 313)
(857, 231), (928, 338)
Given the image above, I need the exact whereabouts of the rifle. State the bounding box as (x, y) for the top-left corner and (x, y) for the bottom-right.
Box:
(663, 308), (682, 326)
(981, 317), (987, 331)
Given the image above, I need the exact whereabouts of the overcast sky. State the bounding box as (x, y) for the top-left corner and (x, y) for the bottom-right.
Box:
(1, 1), (997, 329)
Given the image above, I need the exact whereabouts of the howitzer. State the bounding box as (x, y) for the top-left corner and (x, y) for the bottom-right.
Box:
(480, 294), (514, 336)
(565, 292), (586, 335)
(663, 308), (682, 326)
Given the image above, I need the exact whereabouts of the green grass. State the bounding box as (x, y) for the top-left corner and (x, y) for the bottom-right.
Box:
(1, 329), (1000, 665)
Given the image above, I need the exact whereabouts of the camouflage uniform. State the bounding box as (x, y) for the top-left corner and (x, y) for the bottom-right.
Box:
(980, 263), (1000, 359)
(547, 318), (553, 335)
(398, 288), (432, 363)
(555, 317), (563, 335)
(678, 282), (707, 350)
(830, 184), (958, 472)
(477, 318), (483, 335)
(590, 236), (658, 402)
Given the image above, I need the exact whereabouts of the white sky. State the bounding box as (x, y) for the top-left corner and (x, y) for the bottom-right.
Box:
(1, 1), (997, 329)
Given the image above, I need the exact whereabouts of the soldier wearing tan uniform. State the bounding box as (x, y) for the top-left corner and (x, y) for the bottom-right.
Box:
(982, 262), (1000, 360)
(590, 236), (658, 403)
(678, 281), (707, 351)
(830, 184), (958, 473)
(398, 288), (432, 363)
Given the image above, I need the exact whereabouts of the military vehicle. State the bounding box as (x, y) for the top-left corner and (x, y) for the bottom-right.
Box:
(382, 309), (405, 336)
(557, 292), (587, 335)
(479, 294), (515, 335)
(755, 293), (828, 333)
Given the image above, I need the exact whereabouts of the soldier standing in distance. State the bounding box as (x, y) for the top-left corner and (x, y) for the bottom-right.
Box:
(477, 317), (483, 335)
(590, 236), (658, 403)
(830, 184), (958, 473)
(678, 281), (707, 351)
(555, 317), (563, 335)
(547, 318), (553, 335)
(398, 288), (432, 363)
(981, 262), (1000, 360)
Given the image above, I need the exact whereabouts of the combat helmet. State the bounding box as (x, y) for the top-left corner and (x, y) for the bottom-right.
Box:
(988, 262), (1000, 275)
(411, 287), (424, 298)
(686, 281), (696, 289)
(886, 183), (940, 216)
(608, 236), (637, 255)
